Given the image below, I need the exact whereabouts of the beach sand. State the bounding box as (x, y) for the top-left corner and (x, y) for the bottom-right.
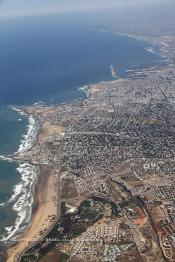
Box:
(6, 165), (58, 262)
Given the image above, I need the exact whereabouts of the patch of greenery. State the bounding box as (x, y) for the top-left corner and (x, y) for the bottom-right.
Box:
(59, 252), (70, 262)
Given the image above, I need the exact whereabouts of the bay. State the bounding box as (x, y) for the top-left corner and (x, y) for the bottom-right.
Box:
(0, 15), (165, 240)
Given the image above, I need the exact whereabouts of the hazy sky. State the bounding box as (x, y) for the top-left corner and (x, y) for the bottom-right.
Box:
(0, 0), (173, 18)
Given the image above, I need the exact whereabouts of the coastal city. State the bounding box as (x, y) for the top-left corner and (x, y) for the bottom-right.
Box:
(0, 2), (175, 262)
(3, 35), (175, 261)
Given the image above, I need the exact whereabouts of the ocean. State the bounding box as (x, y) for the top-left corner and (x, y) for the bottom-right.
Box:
(0, 15), (165, 242)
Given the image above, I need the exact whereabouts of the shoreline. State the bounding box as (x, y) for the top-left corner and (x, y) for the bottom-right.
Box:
(111, 31), (171, 63)
(11, 106), (41, 155)
(0, 107), (40, 245)
(98, 29), (171, 65)
(2, 31), (171, 261)
(5, 107), (59, 262)
(2, 163), (38, 243)
(6, 165), (58, 262)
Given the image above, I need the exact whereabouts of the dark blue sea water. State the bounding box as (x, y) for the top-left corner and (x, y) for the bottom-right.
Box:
(0, 16), (164, 106)
(0, 15), (164, 240)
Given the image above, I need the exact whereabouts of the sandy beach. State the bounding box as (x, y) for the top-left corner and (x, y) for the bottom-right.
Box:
(6, 165), (58, 262)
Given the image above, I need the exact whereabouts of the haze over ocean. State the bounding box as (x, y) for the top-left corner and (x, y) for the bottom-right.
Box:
(0, 15), (164, 240)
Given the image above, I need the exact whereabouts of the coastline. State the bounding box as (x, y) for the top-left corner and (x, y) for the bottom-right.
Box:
(0, 107), (40, 245)
(99, 29), (171, 66)
(5, 107), (59, 262)
(1, 32), (170, 261)
(11, 106), (40, 155)
(110, 31), (171, 63)
(3, 163), (38, 243)
(6, 165), (58, 262)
